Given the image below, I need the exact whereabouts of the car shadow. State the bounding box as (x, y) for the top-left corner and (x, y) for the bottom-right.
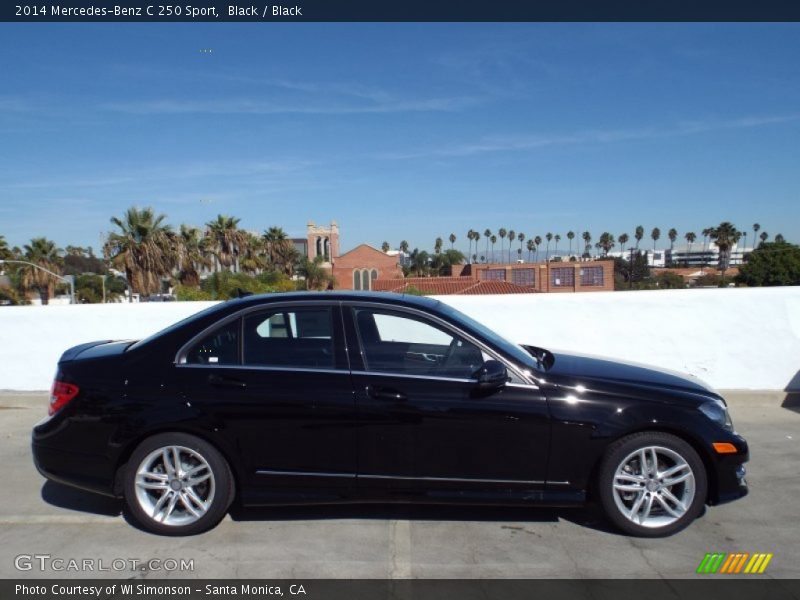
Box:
(228, 502), (621, 535)
(40, 481), (620, 535)
(41, 480), (122, 516)
(782, 370), (800, 414)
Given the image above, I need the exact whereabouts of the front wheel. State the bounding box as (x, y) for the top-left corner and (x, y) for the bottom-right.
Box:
(597, 432), (707, 537)
(123, 432), (234, 535)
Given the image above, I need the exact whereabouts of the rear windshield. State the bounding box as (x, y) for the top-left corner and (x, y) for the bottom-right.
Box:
(127, 302), (226, 351)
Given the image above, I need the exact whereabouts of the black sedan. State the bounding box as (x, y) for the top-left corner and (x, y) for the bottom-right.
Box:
(32, 292), (748, 536)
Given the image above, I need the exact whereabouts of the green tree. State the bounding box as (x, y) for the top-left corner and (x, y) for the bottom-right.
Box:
(490, 235), (497, 260)
(618, 233), (629, 256)
(483, 229), (491, 261)
(517, 233), (525, 260)
(554, 234), (561, 257)
(20, 237), (63, 305)
(381, 241), (390, 253)
(753, 223), (761, 247)
(0, 235), (12, 260)
(434, 237), (443, 255)
(508, 230), (516, 263)
(176, 224), (211, 287)
(567, 231), (575, 256)
(399, 240), (409, 254)
(708, 221), (742, 278)
(581, 231), (591, 259)
(651, 227), (661, 254)
(297, 255), (333, 290)
(534, 235), (542, 261)
(668, 228), (678, 251)
(775, 233), (786, 243)
(596, 232), (616, 256)
(545, 232), (553, 261)
(684, 231), (697, 266)
(634, 225), (644, 251)
(449, 233), (456, 249)
(526, 238), (535, 262)
(736, 241), (800, 287)
(206, 214), (246, 273)
(104, 207), (175, 299)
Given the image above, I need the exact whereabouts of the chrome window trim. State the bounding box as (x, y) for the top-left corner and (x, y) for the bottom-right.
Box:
(174, 299), (338, 366)
(172, 297), (540, 390)
(342, 300), (537, 388)
(176, 363), (351, 376)
(350, 370), (477, 384)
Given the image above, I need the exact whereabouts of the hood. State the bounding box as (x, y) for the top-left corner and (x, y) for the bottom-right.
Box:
(525, 346), (718, 398)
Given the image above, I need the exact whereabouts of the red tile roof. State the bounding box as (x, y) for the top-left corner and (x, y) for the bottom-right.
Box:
(371, 276), (536, 295)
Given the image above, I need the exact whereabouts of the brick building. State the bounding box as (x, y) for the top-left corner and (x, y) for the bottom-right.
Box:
(332, 244), (404, 290)
(373, 260), (614, 295)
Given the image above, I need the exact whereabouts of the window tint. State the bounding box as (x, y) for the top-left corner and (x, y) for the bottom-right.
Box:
(243, 308), (334, 369)
(354, 308), (485, 378)
(185, 319), (240, 365)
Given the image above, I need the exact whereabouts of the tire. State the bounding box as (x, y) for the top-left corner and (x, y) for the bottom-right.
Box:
(123, 432), (234, 535)
(597, 431), (707, 537)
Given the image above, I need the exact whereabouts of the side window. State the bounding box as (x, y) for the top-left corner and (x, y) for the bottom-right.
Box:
(353, 308), (485, 378)
(243, 308), (334, 369)
(185, 319), (240, 365)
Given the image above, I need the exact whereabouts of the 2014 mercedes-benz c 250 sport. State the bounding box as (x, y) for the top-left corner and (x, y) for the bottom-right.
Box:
(32, 292), (748, 536)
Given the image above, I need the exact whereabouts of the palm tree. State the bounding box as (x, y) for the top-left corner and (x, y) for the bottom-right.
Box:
(298, 256), (331, 290)
(449, 233), (456, 249)
(517, 233), (525, 260)
(508, 231), (516, 263)
(20, 237), (63, 305)
(434, 237), (443, 255)
(775, 233), (785, 243)
(206, 214), (246, 272)
(753, 223), (761, 248)
(554, 234), (561, 257)
(399, 240), (409, 254)
(561, 231), (572, 258)
(239, 232), (269, 275)
(498, 228), (507, 263)
(634, 225), (644, 252)
(381, 241), (390, 253)
(708, 222), (742, 280)
(545, 233), (553, 261)
(651, 227), (661, 255)
(526, 239), (534, 262)
(263, 226), (295, 274)
(465, 230), (474, 262)
(759, 231), (768, 245)
(668, 228), (678, 252)
(619, 233), (629, 257)
(534, 236), (542, 262)
(0, 235), (11, 260)
(701, 227), (713, 272)
(684, 232), (697, 266)
(490, 235), (497, 259)
(483, 229), (491, 261)
(104, 207), (175, 299)
(582, 231), (592, 259)
(596, 232), (616, 256)
(176, 224), (211, 286)
(410, 248), (430, 276)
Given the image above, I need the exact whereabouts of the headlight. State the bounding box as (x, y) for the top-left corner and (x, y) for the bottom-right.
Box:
(699, 400), (734, 431)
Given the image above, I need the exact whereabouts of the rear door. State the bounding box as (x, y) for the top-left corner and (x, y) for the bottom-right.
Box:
(172, 301), (357, 503)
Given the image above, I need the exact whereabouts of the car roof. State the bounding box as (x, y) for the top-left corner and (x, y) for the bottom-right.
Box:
(227, 290), (443, 311)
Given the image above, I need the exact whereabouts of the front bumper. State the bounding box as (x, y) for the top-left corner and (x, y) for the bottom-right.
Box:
(707, 434), (749, 505)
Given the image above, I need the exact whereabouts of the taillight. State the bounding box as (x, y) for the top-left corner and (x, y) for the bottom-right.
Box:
(49, 380), (79, 416)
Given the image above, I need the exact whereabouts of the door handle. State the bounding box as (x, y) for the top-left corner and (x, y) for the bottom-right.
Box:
(208, 374), (247, 389)
(366, 384), (407, 402)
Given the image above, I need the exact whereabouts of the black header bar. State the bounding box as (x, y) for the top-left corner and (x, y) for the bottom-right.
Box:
(3, 0), (800, 22)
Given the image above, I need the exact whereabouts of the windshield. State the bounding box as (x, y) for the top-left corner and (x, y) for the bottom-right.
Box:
(436, 302), (541, 372)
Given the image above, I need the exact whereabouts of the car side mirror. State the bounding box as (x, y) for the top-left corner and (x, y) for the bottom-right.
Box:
(475, 360), (508, 390)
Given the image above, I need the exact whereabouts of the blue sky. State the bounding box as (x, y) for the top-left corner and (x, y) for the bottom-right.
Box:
(1, 23), (799, 253)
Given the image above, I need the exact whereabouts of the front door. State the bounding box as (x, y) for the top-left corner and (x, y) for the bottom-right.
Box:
(344, 304), (550, 501)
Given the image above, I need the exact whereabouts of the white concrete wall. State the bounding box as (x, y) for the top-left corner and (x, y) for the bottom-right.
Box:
(0, 288), (798, 391)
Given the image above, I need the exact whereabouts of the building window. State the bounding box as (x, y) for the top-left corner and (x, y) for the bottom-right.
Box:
(551, 267), (574, 287)
(580, 266), (604, 286)
(482, 269), (506, 281)
(353, 270), (362, 290)
(361, 270), (370, 291)
(371, 269), (378, 284)
(511, 268), (535, 287)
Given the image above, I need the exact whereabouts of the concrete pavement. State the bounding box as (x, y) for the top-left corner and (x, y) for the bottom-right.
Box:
(1, 392), (797, 579)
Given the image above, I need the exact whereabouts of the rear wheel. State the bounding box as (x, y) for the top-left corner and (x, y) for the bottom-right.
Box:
(123, 433), (234, 535)
(598, 431), (707, 537)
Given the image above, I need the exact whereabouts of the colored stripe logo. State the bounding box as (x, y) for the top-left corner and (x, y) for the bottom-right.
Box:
(696, 552), (773, 574)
